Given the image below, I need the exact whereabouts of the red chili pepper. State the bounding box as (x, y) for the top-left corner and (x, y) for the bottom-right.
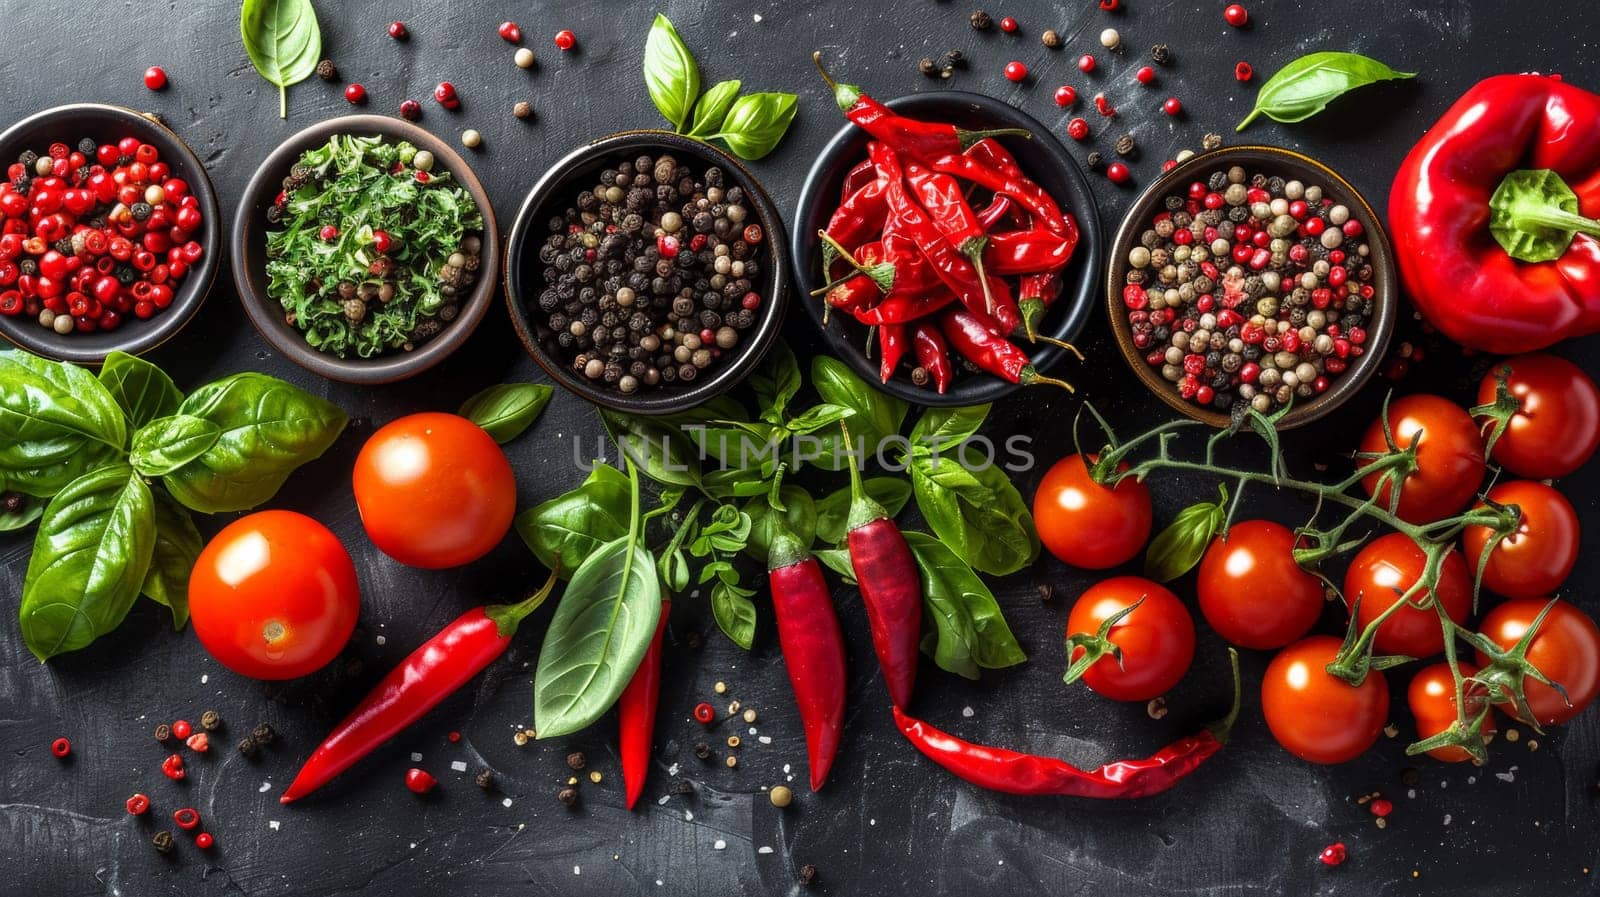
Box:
(891, 651), (1239, 797)
(825, 169), (891, 259)
(912, 322), (954, 394)
(815, 53), (1031, 160)
(619, 599), (669, 811)
(878, 322), (908, 383)
(975, 193), (1014, 230)
(841, 158), (877, 199)
(939, 308), (1073, 390)
(1018, 272), (1064, 342)
(927, 150), (1069, 238)
(839, 423), (922, 706)
(766, 468), (846, 792)
(279, 571), (560, 803)
(985, 228), (1077, 275)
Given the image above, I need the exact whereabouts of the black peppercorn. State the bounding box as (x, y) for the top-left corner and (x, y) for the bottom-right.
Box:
(154, 723), (172, 743)
(1114, 134), (1137, 157)
(1085, 151), (1103, 170)
(693, 742), (713, 760)
(799, 865), (819, 886)
(918, 57), (938, 77)
(969, 10), (993, 29)
(557, 786), (579, 808)
(76, 137), (96, 156)
(316, 59), (337, 81)
(942, 49), (967, 70)
(671, 779), (695, 795)
(476, 769), (497, 790)
(251, 722), (276, 745)
(566, 751), (587, 771)
(152, 831), (176, 854)
(1150, 44), (1172, 65)
(238, 737), (261, 759)
(1202, 132), (1224, 152)
(200, 710), (221, 731)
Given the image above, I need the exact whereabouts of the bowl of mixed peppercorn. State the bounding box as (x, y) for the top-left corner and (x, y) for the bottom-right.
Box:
(0, 103), (221, 364)
(505, 131), (788, 414)
(1106, 146), (1396, 429)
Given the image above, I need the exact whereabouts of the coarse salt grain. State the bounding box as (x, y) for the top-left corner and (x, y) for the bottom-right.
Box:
(574, 866), (581, 875)
(962, 706), (975, 718)
(200, 674), (208, 684)
(502, 797), (513, 808)
(758, 736), (772, 745)
(684, 810), (694, 822)
(269, 820), (280, 831)
(658, 795), (670, 805)
(377, 635), (387, 645)
(259, 782), (272, 793)
(753, 13), (762, 22)
(668, 763), (680, 775)
(411, 752), (423, 762)
(451, 761), (468, 772)
(758, 846), (773, 854)
(713, 840), (727, 850)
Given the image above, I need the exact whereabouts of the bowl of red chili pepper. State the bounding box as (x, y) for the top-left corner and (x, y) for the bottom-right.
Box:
(0, 104), (221, 365)
(793, 73), (1102, 405)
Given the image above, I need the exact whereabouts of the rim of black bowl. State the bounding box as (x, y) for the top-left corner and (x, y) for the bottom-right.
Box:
(0, 103), (222, 365)
(504, 130), (789, 416)
(231, 114), (500, 385)
(791, 91), (1103, 406)
(1104, 145), (1396, 430)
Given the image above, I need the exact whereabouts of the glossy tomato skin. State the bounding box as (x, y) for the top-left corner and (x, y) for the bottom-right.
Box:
(189, 511), (361, 680)
(1461, 481), (1579, 600)
(1034, 455), (1152, 569)
(1407, 661), (1496, 763)
(1261, 635), (1389, 764)
(353, 412), (516, 569)
(1359, 394), (1485, 523)
(1477, 598), (1600, 726)
(1066, 576), (1195, 701)
(1345, 533), (1471, 658)
(1475, 353), (1600, 479)
(1197, 520), (1325, 650)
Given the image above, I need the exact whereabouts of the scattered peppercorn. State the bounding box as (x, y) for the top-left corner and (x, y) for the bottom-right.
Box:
(918, 57), (939, 78)
(1085, 151), (1104, 170)
(1235, 61), (1254, 82)
(769, 785), (794, 808)
(799, 864), (819, 886)
(237, 737), (261, 759)
(461, 129), (482, 149)
(126, 793), (151, 816)
(1400, 767), (1421, 787)
(1202, 132), (1224, 151)
(1146, 696), (1168, 719)
(693, 742), (713, 760)
(724, 755), (738, 768)
(742, 708), (758, 724)
(671, 779), (696, 795)
(152, 831), (175, 854)
(185, 732), (210, 753)
(588, 770), (602, 784)
(1054, 85), (1077, 106)
(1099, 28), (1120, 49)
(251, 723), (276, 745)
(1115, 134), (1137, 157)
(1067, 117), (1090, 141)
(399, 99), (422, 121)
(727, 735), (742, 748)
(1095, 93), (1116, 116)
(316, 59), (337, 81)
(154, 723), (172, 743)
(1106, 161), (1130, 184)
(1136, 65), (1156, 85)
(388, 21), (409, 40)
(557, 786), (579, 807)
(498, 21), (522, 43)
(0, 492), (22, 513)
(475, 769), (496, 790)
(1370, 798), (1393, 818)
(1163, 97), (1183, 116)
(173, 807), (200, 831)
(199, 710), (221, 732)
(969, 10), (993, 30)
(999, 15), (1019, 33)
(1041, 29), (1061, 48)
(694, 702), (717, 724)
(1037, 582), (1055, 603)
(515, 47), (537, 69)
(1077, 54), (1096, 73)
(1224, 4), (1250, 27)
(162, 753), (185, 780)
(514, 101), (534, 120)
(51, 737), (72, 758)
(172, 719), (192, 740)
(143, 67), (168, 91)
(1151, 44), (1172, 65)
(1003, 61), (1028, 83)
(1319, 843), (1347, 867)
(404, 767), (437, 795)
(195, 832), (215, 850)
(566, 751), (587, 771)
(344, 84), (367, 105)
(554, 29), (577, 51)
(941, 49), (967, 70)
(1099, 0), (1120, 8)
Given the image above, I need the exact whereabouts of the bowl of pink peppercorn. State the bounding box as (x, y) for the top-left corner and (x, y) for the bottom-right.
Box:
(0, 103), (220, 365)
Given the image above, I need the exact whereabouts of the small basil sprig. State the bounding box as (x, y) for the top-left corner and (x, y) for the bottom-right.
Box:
(1237, 51), (1414, 132)
(459, 382), (553, 444)
(641, 14), (799, 160)
(240, 0), (323, 119)
(1144, 484), (1230, 583)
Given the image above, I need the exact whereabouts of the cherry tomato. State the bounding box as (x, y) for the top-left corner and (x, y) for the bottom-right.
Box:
(1474, 353), (1600, 479)
(1359, 394), (1485, 523)
(1197, 520), (1325, 650)
(1033, 455), (1152, 569)
(1407, 661), (1496, 763)
(1065, 576), (1195, 702)
(1261, 635), (1389, 764)
(1461, 481), (1578, 600)
(189, 511), (360, 680)
(1477, 598), (1600, 726)
(352, 413), (517, 569)
(1344, 533), (1471, 658)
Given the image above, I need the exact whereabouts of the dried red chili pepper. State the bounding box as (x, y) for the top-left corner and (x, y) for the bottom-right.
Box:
(975, 193), (1015, 230)
(878, 322), (909, 383)
(814, 52), (1030, 160)
(279, 570), (560, 803)
(912, 322), (954, 393)
(839, 423), (922, 706)
(619, 599), (669, 810)
(904, 161), (990, 269)
(939, 308), (1074, 390)
(841, 158), (877, 199)
(1018, 272), (1064, 342)
(892, 650), (1239, 797)
(926, 151), (1069, 238)
(852, 286), (957, 326)
(766, 468), (847, 791)
(824, 173), (891, 266)
(985, 228), (1077, 276)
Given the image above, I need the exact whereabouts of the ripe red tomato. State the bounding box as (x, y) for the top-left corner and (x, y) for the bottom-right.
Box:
(1359, 394), (1485, 523)
(189, 510), (360, 680)
(1477, 598), (1600, 727)
(1033, 454), (1152, 569)
(352, 412), (517, 569)
(1065, 576), (1195, 701)
(1461, 481), (1579, 600)
(1197, 520), (1325, 650)
(1345, 533), (1471, 658)
(1407, 661), (1497, 763)
(1261, 635), (1389, 764)
(1475, 353), (1600, 479)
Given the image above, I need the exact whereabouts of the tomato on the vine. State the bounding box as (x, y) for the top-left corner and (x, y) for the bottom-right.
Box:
(1359, 394), (1485, 524)
(1033, 455), (1152, 569)
(1407, 661), (1497, 763)
(352, 412), (517, 569)
(189, 511), (361, 680)
(1197, 520), (1325, 650)
(1065, 576), (1194, 702)
(1261, 635), (1389, 764)
(1461, 481), (1579, 600)
(1477, 598), (1600, 727)
(1344, 533), (1471, 658)
(1474, 353), (1600, 479)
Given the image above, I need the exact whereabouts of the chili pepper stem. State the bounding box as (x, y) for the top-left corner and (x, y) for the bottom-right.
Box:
(816, 230), (894, 292)
(1063, 597), (1146, 686)
(1019, 366), (1076, 393)
(483, 567), (562, 638)
(1206, 648), (1244, 744)
(838, 421), (890, 529)
(811, 51), (863, 112)
(1030, 336), (1085, 358)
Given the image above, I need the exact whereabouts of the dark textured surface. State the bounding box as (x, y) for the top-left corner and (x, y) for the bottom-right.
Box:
(2, 1), (1598, 895)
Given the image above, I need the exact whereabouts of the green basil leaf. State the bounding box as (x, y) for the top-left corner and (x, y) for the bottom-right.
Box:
(688, 79), (742, 139)
(0, 494), (43, 532)
(602, 410), (702, 487)
(787, 403), (855, 435)
(20, 465), (155, 661)
(534, 537), (662, 738)
(141, 490), (202, 630)
(814, 477), (912, 545)
(658, 547), (691, 593)
(1237, 51), (1414, 132)
(643, 14), (700, 132)
(910, 404), (991, 454)
(162, 372), (347, 514)
(903, 531), (1027, 679)
(808, 356), (907, 471)
(1145, 485), (1229, 583)
(814, 547), (857, 584)
(711, 579), (758, 650)
(515, 464), (631, 579)
(682, 421), (782, 470)
(0, 351), (128, 497)
(130, 414), (222, 477)
(713, 92), (799, 161)
(658, 395), (749, 431)
(750, 341), (800, 425)
(240, 0), (323, 118)
(98, 351), (182, 429)
(459, 383), (553, 444)
(743, 486), (816, 563)
(701, 465), (770, 498)
(910, 456), (1038, 576)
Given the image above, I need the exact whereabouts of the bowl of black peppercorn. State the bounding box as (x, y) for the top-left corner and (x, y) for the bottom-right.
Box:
(504, 131), (789, 415)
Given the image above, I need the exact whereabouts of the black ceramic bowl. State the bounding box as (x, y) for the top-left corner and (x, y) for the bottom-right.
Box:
(1105, 146), (1396, 429)
(791, 91), (1102, 405)
(232, 115), (499, 385)
(0, 104), (221, 364)
(505, 130), (788, 415)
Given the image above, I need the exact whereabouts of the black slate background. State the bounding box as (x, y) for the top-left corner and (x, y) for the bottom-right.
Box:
(3, 1), (1599, 895)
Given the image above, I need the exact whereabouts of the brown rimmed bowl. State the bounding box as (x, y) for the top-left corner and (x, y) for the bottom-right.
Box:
(504, 130), (788, 416)
(0, 104), (221, 365)
(232, 114), (499, 385)
(1105, 145), (1396, 430)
